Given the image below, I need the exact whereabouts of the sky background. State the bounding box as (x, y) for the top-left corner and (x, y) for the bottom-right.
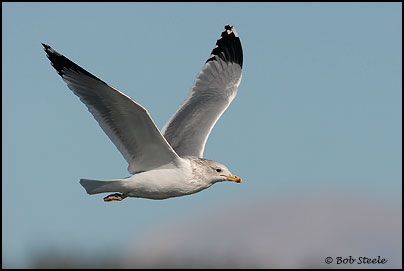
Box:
(2, 2), (402, 268)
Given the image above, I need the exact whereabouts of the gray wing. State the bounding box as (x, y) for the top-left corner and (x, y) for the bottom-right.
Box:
(162, 24), (243, 158)
(43, 44), (180, 174)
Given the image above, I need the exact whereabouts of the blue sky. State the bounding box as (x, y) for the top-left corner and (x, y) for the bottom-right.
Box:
(2, 2), (402, 268)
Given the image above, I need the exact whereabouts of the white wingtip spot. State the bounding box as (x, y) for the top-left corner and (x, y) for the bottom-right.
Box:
(224, 24), (239, 38)
(231, 27), (239, 38)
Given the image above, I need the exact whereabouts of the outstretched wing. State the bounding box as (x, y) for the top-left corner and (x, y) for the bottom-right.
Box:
(43, 43), (180, 174)
(162, 24), (243, 158)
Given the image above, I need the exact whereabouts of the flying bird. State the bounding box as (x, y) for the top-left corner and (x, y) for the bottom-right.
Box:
(43, 24), (243, 201)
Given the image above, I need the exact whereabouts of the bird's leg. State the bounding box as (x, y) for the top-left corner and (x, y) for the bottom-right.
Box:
(104, 193), (128, 202)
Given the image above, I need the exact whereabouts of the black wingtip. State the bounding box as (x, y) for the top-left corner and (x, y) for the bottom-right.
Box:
(42, 43), (65, 76)
(206, 24), (243, 68)
(42, 43), (103, 82)
(224, 24), (233, 31)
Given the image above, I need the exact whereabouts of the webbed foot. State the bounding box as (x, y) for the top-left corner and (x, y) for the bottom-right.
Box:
(104, 193), (127, 202)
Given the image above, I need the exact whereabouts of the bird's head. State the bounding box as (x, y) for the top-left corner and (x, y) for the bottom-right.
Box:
(190, 158), (242, 184)
(213, 163), (242, 184)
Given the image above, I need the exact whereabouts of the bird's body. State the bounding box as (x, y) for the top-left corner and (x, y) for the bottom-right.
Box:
(81, 158), (237, 200)
(43, 25), (243, 201)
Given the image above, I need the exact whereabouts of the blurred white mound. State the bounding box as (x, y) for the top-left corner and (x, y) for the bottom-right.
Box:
(122, 195), (402, 268)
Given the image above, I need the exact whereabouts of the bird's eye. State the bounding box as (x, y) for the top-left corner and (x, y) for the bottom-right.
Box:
(216, 168), (222, 173)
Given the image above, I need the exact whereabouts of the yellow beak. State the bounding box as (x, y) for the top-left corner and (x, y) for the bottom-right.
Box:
(224, 174), (242, 183)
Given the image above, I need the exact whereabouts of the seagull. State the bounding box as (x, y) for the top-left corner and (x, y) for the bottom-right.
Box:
(43, 24), (243, 201)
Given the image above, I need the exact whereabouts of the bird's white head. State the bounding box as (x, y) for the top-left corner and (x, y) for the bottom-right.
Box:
(189, 158), (242, 185)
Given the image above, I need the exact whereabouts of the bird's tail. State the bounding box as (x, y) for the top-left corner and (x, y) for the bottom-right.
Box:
(80, 179), (124, 195)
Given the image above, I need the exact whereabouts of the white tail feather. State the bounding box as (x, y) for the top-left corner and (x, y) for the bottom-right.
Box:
(80, 179), (124, 195)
